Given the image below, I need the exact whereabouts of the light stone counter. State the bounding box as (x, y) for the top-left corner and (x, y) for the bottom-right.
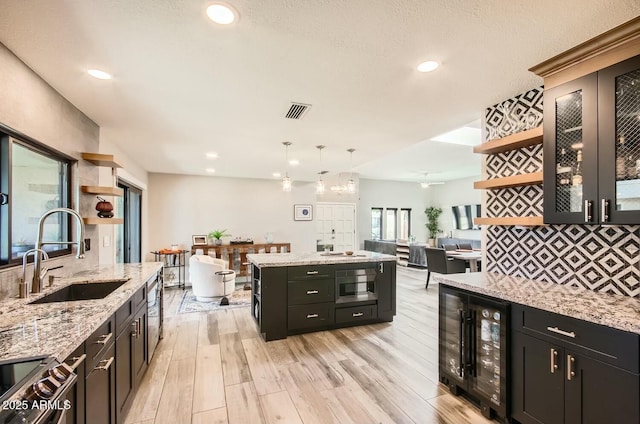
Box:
(0, 262), (163, 362)
(246, 251), (397, 267)
(434, 272), (640, 335)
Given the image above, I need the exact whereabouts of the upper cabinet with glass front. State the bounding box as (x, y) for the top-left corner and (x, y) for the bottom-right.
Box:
(543, 55), (640, 224)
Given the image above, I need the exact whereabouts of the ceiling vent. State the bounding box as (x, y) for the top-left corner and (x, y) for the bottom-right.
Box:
(285, 102), (311, 120)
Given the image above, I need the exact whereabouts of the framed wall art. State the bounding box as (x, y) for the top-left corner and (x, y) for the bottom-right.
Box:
(192, 234), (208, 245)
(294, 204), (313, 221)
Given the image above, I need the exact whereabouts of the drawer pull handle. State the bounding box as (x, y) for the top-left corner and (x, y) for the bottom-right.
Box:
(352, 312), (364, 317)
(550, 349), (558, 374)
(67, 354), (86, 371)
(95, 332), (113, 345)
(567, 354), (575, 381)
(306, 271), (319, 275)
(306, 290), (319, 295)
(306, 313), (319, 319)
(95, 357), (114, 371)
(131, 320), (138, 338)
(546, 326), (576, 338)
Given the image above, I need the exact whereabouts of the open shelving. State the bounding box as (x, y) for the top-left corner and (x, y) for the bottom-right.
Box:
(83, 217), (124, 225)
(473, 126), (543, 155)
(81, 185), (124, 196)
(81, 152), (122, 168)
(474, 172), (544, 190)
(473, 216), (544, 227)
(81, 152), (123, 225)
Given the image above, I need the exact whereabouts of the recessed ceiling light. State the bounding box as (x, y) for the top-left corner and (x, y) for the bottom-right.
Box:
(206, 152), (218, 159)
(272, 172), (281, 178)
(289, 159), (299, 166)
(417, 61), (439, 73)
(206, 168), (216, 173)
(87, 69), (112, 80)
(206, 3), (237, 25)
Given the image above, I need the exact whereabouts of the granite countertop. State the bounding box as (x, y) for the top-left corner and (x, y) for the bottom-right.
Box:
(0, 262), (163, 362)
(247, 251), (397, 267)
(434, 272), (640, 335)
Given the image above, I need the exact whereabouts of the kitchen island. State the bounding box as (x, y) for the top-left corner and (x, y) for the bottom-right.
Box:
(247, 251), (397, 341)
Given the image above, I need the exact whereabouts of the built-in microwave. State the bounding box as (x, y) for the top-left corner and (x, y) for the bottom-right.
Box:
(335, 268), (377, 304)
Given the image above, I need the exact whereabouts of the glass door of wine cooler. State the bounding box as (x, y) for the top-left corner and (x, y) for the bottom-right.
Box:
(439, 290), (466, 383)
(468, 297), (508, 415)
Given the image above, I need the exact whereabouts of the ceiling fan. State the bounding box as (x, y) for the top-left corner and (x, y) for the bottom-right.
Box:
(420, 172), (445, 188)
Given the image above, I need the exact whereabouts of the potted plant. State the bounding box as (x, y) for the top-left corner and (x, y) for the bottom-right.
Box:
(208, 229), (230, 245)
(424, 207), (443, 247)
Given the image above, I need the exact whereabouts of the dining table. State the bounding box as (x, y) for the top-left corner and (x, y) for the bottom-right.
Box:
(446, 249), (482, 272)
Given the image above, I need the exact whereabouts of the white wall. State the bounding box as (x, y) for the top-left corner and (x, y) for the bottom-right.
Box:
(357, 179), (431, 246)
(146, 173), (317, 255)
(428, 176), (481, 240)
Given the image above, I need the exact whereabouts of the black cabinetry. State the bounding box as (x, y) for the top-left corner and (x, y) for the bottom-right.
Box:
(85, 317), (116, 424)
(115, 285), (147, 424)
(545, 54), (640, 224)
(511, 304), (640, 424)
(251, 260), (396, 341)
(439, 285), (509, 421)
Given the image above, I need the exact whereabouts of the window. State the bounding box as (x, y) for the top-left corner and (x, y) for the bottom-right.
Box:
(116, 180), (142, 263)
(371, 208), (382, 239)
(1, 133), (72, 266)
(399, 208), (411, 240)
(385, 208), (397, 240)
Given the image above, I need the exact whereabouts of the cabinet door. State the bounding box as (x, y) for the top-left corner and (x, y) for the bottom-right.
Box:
(544, 73), (599, 224)
(564, 350), (640, 424)
(439, 287), (466, 386)
(115, 322), (134, 423)
(598, 54), (640, 224)
(133, 306), (148, 386)
(64, 344), (86, 424)
(86, 343), (116, 424)
(376, 261), (395, 321)
(511, 332), (564, 424)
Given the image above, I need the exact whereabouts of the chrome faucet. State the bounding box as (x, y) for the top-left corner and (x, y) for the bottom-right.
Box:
(32, 208), (85, 294)
(20, 248), (49, 298)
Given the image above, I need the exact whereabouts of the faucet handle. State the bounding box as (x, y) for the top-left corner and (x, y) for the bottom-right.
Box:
(40, 266), (49, 279)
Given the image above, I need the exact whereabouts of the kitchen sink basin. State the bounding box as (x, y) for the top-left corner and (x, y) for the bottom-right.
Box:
(29, 281), (126, 304)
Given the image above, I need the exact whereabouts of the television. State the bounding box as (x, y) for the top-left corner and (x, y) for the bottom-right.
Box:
(452, 204), (481, 230)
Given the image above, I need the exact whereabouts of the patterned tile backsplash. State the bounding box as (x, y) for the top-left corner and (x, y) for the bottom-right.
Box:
(484, 86), (640, 297)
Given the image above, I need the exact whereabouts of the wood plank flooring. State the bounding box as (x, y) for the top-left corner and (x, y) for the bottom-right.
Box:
(125, 267), (496, 424)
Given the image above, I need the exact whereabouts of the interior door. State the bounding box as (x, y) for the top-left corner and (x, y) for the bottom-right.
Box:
(315, 203), (356, 252)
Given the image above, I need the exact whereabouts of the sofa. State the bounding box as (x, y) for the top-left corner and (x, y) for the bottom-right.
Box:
(189, 255), (236, 302)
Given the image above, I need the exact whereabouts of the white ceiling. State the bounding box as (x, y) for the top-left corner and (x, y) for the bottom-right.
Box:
(0, 1), (638, 184)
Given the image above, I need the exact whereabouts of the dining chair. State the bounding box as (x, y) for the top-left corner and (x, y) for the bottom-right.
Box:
(424, 247), (466, 289)
(457, 242), (473, 250)
(442, 244), (457, 251)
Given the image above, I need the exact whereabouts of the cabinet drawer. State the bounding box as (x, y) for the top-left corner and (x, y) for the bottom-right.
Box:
(288, 280), (333, 305)
(288, 303), (334, 330)
(512, 304), (639, 372)
(86, 316), (115, 373)
(115, 299), (134, 337)
(288, 265), (333, 280)
(133, 285), (146, 310)
(335, 305), (377, 324)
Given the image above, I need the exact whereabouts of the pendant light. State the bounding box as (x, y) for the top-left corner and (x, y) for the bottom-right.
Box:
(282, 141), (292, 192)
(316, 145), (326, 194)
(346, 148), (356, 194)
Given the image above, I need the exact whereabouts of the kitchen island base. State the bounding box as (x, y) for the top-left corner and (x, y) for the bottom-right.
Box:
(248, 253), (396, 342)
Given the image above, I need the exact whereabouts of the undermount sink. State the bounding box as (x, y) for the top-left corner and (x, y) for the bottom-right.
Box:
(28, 281), (126, 304)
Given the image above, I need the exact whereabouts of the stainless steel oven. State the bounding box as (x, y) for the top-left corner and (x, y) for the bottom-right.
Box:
(147, 271), (163, 362)
(0, 355), (82, 424)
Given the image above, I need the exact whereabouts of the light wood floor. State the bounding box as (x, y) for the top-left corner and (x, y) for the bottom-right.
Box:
(125, 267), (495, 424)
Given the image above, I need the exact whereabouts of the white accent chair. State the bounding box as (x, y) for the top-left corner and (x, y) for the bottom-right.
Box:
(189, 255), (236, 302)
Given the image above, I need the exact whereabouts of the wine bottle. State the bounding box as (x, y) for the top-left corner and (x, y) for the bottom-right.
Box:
(557, 148), (571, 186)
(572, 150), (583, 186)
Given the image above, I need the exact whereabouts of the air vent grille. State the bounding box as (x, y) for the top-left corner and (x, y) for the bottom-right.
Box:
(285, 103), (311, 119)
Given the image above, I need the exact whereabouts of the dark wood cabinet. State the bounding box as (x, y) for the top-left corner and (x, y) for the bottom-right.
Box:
(115, 320), (134, 424)
(251, 260), (396, 341)
(544, 54), (640, 224)
(64, 344), (86, 424)
(511, 305), (640, 424)
(132, 305), (148, 386)
(85, 342), (116, 424)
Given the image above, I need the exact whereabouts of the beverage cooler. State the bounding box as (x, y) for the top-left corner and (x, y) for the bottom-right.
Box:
(439, 285), (509, 421)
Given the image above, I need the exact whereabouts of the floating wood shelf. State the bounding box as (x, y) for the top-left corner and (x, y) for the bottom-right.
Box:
(474, 216), (545, 226)
(473, 126), (543, 155)
(83, 217), (124, 225)
(81, 152), (122, 168)
(81, 186), (124, 196)
(474, 172), (544, 190)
